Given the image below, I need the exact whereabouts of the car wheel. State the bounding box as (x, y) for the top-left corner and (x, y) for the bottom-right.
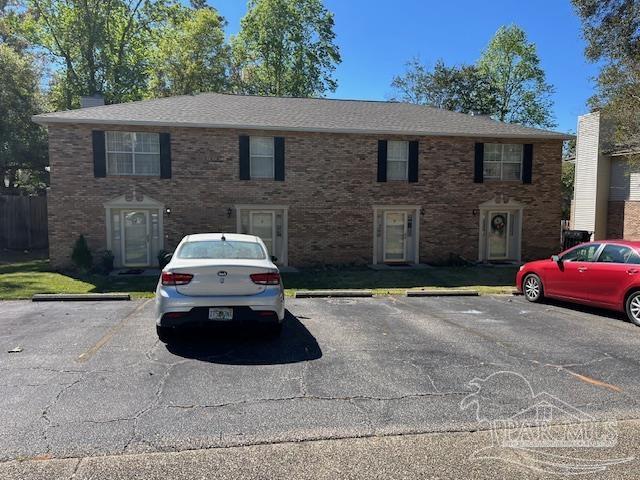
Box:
(156, 325), (173, 343)
(625, 291), (640, 326)
(523, 274), (543, 303)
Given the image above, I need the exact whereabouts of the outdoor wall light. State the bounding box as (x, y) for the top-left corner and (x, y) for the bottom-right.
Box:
(165, 207), (171, 215)
(472, 209), (479, 216)
(227, 208), (233, 218)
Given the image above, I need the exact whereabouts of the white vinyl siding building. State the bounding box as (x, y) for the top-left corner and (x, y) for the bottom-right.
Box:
(572, 112), (610, 238)
(571, 111), (640, 240)
(610, 158), (640, 201)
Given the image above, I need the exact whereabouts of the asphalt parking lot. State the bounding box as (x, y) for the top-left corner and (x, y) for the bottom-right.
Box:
(2, 295), (640, 477)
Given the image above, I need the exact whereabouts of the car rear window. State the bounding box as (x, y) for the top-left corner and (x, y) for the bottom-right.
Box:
(177, 240), (266, 260)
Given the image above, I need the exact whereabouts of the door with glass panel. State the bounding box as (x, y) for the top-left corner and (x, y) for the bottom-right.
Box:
(249, 211), (275, 256)
(487, 211), (510, 260)
(121, 211), (150, 266)
(383, 211), (407, 262)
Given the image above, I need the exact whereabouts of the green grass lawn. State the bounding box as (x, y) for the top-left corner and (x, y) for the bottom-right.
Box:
(281, 265), (518, 295)
(0, 259), (518, 300)
(0, 260), (158, 300)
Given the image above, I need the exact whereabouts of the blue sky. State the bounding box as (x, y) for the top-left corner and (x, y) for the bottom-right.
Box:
(212, 0), (599, 134)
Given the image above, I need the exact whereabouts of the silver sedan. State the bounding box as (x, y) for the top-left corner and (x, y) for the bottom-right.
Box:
(155, 233), (285, 342)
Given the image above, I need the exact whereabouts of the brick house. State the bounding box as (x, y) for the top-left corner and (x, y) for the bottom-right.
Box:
(33, 93), (569, 269)
(571, 111), (640, 240)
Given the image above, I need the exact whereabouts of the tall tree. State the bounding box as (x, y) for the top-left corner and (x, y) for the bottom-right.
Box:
(1, 0), (29, 50)
(477, 25), (555, 128)
(572, 0), (640, 151)
(391, 25), (555, 128)
(391, 58), (497, 114)
(146, 6), (230, 97)
(0, 43), (48, 193)
(232, 0), (341, 97)
(20, 0), (180, 109)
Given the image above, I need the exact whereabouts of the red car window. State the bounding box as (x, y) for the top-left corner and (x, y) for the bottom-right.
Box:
(597, 245), (640, 264)
(562, 243), (601, 262)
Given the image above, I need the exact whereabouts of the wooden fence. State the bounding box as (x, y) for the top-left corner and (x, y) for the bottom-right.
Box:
(0, 195), (48, 250)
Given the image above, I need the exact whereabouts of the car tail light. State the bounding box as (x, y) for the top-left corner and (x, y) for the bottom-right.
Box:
(161, 272), (193, 286)
(250, 272), (281, 285)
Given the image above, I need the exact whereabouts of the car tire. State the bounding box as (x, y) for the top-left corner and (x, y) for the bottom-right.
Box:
(625, 291), (640, 326)
(523, 273), (544, 303)
(156, 325), (173, 343)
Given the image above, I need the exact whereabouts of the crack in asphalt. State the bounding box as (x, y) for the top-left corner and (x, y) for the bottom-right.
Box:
(540, 353), (614, 370)
(123, 359), (188, 454)
(66, 457), (82, 480)
(163, 390), (471, 411)
(41, 377), (85, 454)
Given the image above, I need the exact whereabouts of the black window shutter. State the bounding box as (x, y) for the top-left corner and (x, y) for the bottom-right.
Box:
(522, 144), (533, 184)
(239, 135), (250, 180)
(377, 140), (387, 182)
(474, 143), (484, 183)
(274, 137), (285, 181)
(92, 130), (106, 178)
(408, 140), (419, 183)
(159, 133), (171, 179)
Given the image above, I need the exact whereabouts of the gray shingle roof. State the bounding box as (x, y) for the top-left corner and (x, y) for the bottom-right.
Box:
(33, 93), (571, 140)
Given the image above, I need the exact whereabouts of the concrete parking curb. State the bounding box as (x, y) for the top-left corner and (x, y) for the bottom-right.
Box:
(405, 289), (479, 297)
(294, 289), (373, 298)
(32, 293), (131, 302)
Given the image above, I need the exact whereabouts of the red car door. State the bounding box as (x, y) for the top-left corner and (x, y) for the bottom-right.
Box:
(588, 244), (640, 309)
(544, 243), (602, 301)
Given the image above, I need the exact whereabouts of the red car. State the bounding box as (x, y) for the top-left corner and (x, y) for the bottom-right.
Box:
(516, 240), (640, 325)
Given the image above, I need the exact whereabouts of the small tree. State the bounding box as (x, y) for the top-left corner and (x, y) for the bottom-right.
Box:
(561, 161), (575, 220)
(71, 235), (92, 272)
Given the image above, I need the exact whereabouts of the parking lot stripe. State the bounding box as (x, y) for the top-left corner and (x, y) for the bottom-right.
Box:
(76, 299), (152, 363)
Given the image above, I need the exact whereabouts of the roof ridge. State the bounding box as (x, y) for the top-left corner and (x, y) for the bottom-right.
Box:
(32, 92), (573, 140)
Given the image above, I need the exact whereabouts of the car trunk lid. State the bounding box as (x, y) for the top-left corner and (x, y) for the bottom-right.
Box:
(168, 259), (276, 297)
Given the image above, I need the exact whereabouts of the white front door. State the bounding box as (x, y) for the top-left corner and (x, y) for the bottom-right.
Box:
(487, 211), (510, 260)
(122, 210), (150, 266)
(250, 211), (276, 256)
(383, 211), (407, 262)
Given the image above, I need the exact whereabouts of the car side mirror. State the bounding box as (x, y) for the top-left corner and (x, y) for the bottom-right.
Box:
(551, 254), (561, 264)
(271, 255), (278, 263)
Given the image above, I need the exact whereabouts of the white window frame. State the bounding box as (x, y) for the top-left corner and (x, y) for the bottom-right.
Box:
(105, 131), (160, 176)
(249, 136), (275, 179)
(483, 143), (523, 181)
(387, 140), (409, 181)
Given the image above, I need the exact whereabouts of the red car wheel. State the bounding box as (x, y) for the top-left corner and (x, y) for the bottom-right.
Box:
(523, 274), (543, 302)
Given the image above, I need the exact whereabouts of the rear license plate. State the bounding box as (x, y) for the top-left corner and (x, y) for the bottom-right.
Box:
(208, 308), (233, 321)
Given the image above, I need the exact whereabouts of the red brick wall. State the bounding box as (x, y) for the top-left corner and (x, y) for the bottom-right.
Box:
(607, 201), (640, 240)
(46, 123), (563, 268)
